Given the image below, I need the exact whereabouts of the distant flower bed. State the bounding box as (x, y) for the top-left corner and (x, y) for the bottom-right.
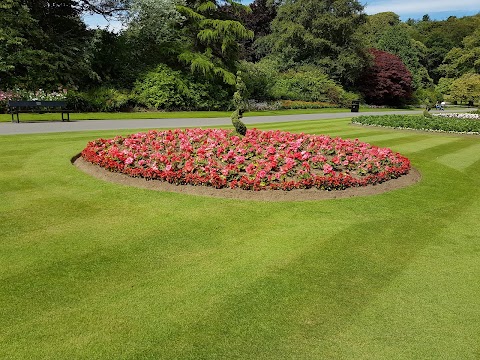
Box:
(279, 100), (340, 109)
(0, 88), (68, 113)
(433, 113), (480, 120)
(353, 114), (480, 134)
(0, 88), (67, 101)
(81, 128), (410, 191)
(246, 100), (340, 111)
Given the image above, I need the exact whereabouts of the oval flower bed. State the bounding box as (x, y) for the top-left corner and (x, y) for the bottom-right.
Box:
(81, 128), (410, 191)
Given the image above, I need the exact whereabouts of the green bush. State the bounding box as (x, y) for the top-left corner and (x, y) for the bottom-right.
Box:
(67, 88), (132, 112)
(240, 61), (357, 107)
(239, 59), (278, 101)
(270, 68), (345, 103)
(353, 114), (480, 134)
(133, 64), (231, 111)
(279, 100), (340, 109)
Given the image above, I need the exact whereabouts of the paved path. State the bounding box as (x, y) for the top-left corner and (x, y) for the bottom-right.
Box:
(0, 109), (475, 135)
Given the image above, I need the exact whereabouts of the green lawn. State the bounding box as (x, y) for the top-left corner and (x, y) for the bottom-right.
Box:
(0, 106), (411, 122)
(1, 118), (479, 359)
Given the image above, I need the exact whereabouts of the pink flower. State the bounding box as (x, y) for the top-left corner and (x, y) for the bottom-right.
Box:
(267, 146), (276, 155)
(81, 127), (410, 191)
(245, 163), (256, 175)
(234, 155), (245, 164)
(257, 170), (267, 179)
(184, 160), (194, 172)
(323, 164), (334, 174)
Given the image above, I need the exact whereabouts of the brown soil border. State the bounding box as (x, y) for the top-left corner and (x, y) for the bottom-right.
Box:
(72, 155), (421, 202)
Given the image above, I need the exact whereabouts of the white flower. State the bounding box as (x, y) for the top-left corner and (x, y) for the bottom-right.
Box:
(433, 113), (480, 120)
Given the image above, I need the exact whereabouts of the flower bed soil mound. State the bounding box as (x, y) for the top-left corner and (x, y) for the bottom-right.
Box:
(76, 128), (419, 201)
(73, 156), (421, 201)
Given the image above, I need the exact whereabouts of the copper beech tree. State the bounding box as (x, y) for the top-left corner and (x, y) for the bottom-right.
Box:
(360, 49), (413, 105)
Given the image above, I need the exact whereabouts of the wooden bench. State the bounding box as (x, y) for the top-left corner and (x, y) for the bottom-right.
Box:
(8, 100), (71, 123)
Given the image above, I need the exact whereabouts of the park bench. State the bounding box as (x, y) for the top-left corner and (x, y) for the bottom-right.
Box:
(8, 100), (71, 123)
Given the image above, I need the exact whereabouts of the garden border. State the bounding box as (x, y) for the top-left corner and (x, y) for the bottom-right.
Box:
(72, 154), (421, 202)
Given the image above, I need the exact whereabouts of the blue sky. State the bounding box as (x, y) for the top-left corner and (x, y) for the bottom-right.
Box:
(362, 0), (480, 20)
(83, 0), (480, 31)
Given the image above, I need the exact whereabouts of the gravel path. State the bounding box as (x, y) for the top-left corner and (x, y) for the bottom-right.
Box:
(0, 108), (476, 135)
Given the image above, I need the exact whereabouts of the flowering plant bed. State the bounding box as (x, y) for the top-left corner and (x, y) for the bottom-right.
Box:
(354, 114), (480, 134)
(433, 113), (480, 120)
(81, 128), (410, 191)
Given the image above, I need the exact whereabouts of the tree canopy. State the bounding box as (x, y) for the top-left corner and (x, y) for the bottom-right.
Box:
(261, 0), (368, 86)
(439, 29), (480, 78)
(1, 0), (479, 108)
(376, 24), (431, 89)
(177, 0), (253, 85)
(0, 0), (91, 89)
(449, 73), (480, 104)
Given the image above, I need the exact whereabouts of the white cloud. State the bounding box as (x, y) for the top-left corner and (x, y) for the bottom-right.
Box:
(363, 0), (480, 15)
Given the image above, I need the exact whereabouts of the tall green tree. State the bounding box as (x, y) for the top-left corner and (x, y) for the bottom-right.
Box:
(409, 14), (480, 82)
(125, 0), (184, 44)
(0, 0), (42, 88)
(376, 24), (432, 89)
(1, 1), (51, 89)
(23, 0), (92, 86)
(98, 0), (186, 87)
(177, 0), (254, 85)
(1, 0), (92, 89)
(357, 12), (400, 47)
(449, 73), (480, 104)
(439, 29), (480, 78)
(218, 0), (279, 61)
(261, 0), (368, 86)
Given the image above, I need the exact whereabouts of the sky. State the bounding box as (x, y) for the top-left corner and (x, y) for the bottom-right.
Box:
(362, 0), (480, 20)
(83, 0), (480, 31)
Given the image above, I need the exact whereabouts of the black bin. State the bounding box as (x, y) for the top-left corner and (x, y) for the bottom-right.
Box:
(351, 100), (360, 112)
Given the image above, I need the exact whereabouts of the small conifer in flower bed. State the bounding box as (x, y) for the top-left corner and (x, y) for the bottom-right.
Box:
(81, 128), (411, 191)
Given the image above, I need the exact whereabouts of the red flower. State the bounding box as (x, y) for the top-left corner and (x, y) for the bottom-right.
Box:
(81, 128), (410, 191)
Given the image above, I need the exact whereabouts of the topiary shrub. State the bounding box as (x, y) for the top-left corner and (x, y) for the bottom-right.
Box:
(231, 71), (247, 136)
(423, 109), (433, 118)
(231, 110), (247, 135)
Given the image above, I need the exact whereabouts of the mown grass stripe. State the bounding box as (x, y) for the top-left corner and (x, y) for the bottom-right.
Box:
(355, 132), (417, 144)
(322, 196), (480, 359)
(255, 118), (351, 130)
(436, 142), (480, 171)
(257, 122), (380, 139)
(321, 130), (386, 139)
(389, 136), (459, 155)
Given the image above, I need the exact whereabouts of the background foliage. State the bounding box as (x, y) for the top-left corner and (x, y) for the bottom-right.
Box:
(1, 0), (479, 111)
